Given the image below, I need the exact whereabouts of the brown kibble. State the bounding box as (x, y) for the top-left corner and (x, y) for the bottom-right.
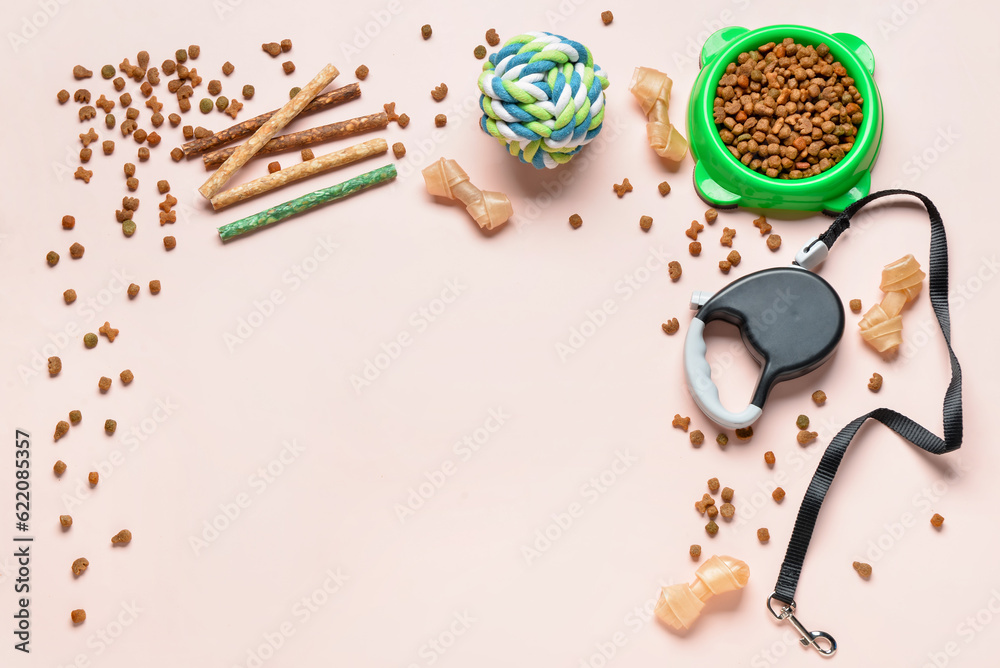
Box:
(772, 487), (786, 503)
(486, 28), (500, 46)
(295, 148), (313, 162)
(149, 280), (161, 294)
(79, 147), (92, 162)
(282, 61), (295, 75)
(567, 213), (583, 229)
(397, 113), (410, 128)
(70, 556), (88, 577)
(74, 167), (93, 183)
(162, 59), (176, 75)
(267, 161), (281, 174)
(71, 609), (86, 624)
(123, 195), (139, 210)
(74, 88), (91, 103)
(69, 410), (81, 424)
(853, 561), (872, 579)
(672, 414), (690, 431)
(126, 107), (139, 120)
(717, 433), (728, 447)
(140, 81), (153, 98)
(688, 242), (702, 256)
(797, 430), (818, 445)
(120, 369), (134, 384)
(104, 419), (116, 434)
(111, 529), (132, 544)
(163, 236), (176, 250)
(701, 493), (716, 507)
(612, 178), (632, 197)
(88, 472), (98, 486)
(355, 64), (369, 80)
(812, 390), (827, 405)
(474, 45), (487, 59)
(157, 179), (170, 194)
(767, 234), (782, 251)
(657, 181), (671, 196)
(735, 426), (753, 441)
(280, 38), (292, 52)
(79, 128), (98, 147)
(63, 289), (76, 304)
(434, 113), (447, 127)
(119, 92), (132, 107)
(382, 102), (398, 121)
(708, 477), (720, 492)
(707, 504), (719, 519)
(421, 24), (432, 40)
(720, 502), (735, 519)
(171, 147), (184, 162)
(868, 372), (883, 392)
(58, 89), (70, 104)
(151, 112), (164, 127)
(719, 260), (732, 274)
(183, 125), (194, 140)
(721, 487), (734, 503)
(99, 321), (119, 341)
(60, 515), (73, 528)
(690, 430), (704, 446)
(194, 126), (213, 139)
(208, 79), (221, 95)
(98, 376), (112, 392)
(639, 215), (653, 232)
(147, 67), (160, 85)
(931, 513), (945, 528)
(431, 83), (449, 102)
(186, 44), (200, 58)
(222, 61), (234, 76)
(73, 65), (92, 79)
(48, 356), (62, 375)
(668, 261), (682, 281)
(79, 105), (96, 121)
(242, 84), (255, 99)
(126, 177), (139, 191)
(159, 194), (177, 212)
(128, 283), (139, 298)
(102, 140), (115, 155)
(727, 250), (742, 267)
(757, 528), (770, 543)
(796, 414), (810, 430)
(601, 10), (614, 24)
(753, 216), (772, 235)
(705, 208), (718, 224)
(850, 299), (862, 313)
(662, 318), (679, 335)
(54, 420), (70, 441)
(225, 99), (243, 119)
(690, 544), (701, 559)
(721, 227), (736, 246)
(764, 451), (776, 466)
(54, 460), (67, 476)
(69, 242), (85, 259)
(695, 500), (707, 515)
(705, 520), (719, 535)
(47, 250), (60, 266)
(392, 142), (406, 159)
(686, 220), (704, 240)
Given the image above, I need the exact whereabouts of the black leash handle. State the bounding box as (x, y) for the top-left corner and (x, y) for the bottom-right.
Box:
(770, 190), (963, 647)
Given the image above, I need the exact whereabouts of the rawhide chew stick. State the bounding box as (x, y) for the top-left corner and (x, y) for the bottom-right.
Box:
(181, 83), (361, 156)
(628, 66), (688, 162)
(421, 157), (512, 230)
(202, 112), (388, 169)
(198, 63), (339, 200)
(217, 163), (396, 241)
(210, 138), (388, 210)
(655, 555), (749, 631)
(858, 253), (926, 353)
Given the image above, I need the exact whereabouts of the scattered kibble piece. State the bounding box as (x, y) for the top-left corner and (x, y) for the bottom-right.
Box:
(58, 89), (70, 103)
(657, 181), (671, 196)
(720, 502), (735, 519)
(208, 79), (222, 95)
(80, 147), (92, 162)
(689, 241), (702, 256)
(662, 318), (679, 335)
(74, 167), (93, 183)
(120, 369), (134, 384)
(706, 520), (719, 535)
(102, 140), (115, 155)
(717, 433), (728, 447)
(421, 24), (432, 39)
(705, 208), (718, 224)
(54, 421), (70, 441)
(54, 460), (67, 476)
(695, 499), (707, 515)
(126, 176), (139, 191)
(98, 376), (112, 392)
(267, 161), (281, 174)
(767, 234), (782, 251)
(796, 414), (810, 430)
(853, 561), (872, 579)
(721, 227), (736, 246)
(282, 61), (295, 75)
(764, 450), (775, 466)
(47, 251), (59, 266)
(812, 390), (827, 405)
(104, 419), (117, 434)
(242, 84), (255, 99)
(170, 147), (184, 162)
(707, 505), (719, 519)
(69, 242), (85, 259)
(194, 126), (213, 139)
(753, 216), (772, 235)
(80, 128), (98, 147)
(222, 61), (234, 76)
(612, 178), (632, 197)
(48, 357), (62, 375)
(434, 113), (447, 127)
(797, 430), (818, 445)
(392, 142), (406, 159)
(199, 98), (213, 113)
(721, 258), (734, 272)
(123, 195), (139, 210)
(707, 477), (720, 493)
(175, 49), (188, 63)
(721, 487), (734, 503)
(735, 426), (753, 440)
(672, 414), (690, 431)
(639, 215), (653, 232)
(280, 38), (292, 52)
(686, 220), (704, 240)
(62, 214), (76, 229)
(112, 529), (132, 544)
(122, 220), (136, 237)
(850, 299), (862, 313)
(149, 280), (161, 294)
(931, 513), (945, 528)
(73, 65), (92, 79)
(569, 213), (582, 229)
(163, 236), (177, 250)
(757, 528), (770, 543)
(486, 28), (500, 46)
(104, 114), (116, 129)
(99, 321), (118, 341)
(601, 10), (614, 24)
(216, 96), (229, 112)
(868, 372), (883, 392)
(156, 179), (170, 194)
(701, 494), (715, 508)
(88, 472), (99, 486)
(187, 44), (200, 59)
(668, 261), (682, 281)
(727, 250), (741, 266)
(355, 64), (369, 79)
(690, 544), (701, 559)
(69, 410), (81, 424)
(431, 83), (448, 101)
(84, 333), (98, 349)
(398, 113), (410, 128)
(60, 515), (73, 528)
(690, 430), (704, 446)
(772, 487), (786, 503)
(71, 609), (86, 624)
(127, 283), (139, 298)
(474, 45), (487, 59)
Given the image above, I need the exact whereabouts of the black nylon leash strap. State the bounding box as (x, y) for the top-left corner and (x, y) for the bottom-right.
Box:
(773, 189), (964, 606)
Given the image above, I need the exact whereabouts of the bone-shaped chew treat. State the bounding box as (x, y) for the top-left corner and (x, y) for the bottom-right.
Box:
(654, 555), (750, 631)
(628, 66), (688, 162)
(859, 254), (926, 354)
(422, 158), (512, 230)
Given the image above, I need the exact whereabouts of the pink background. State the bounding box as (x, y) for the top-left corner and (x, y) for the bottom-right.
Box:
(1, 1), (998, 666)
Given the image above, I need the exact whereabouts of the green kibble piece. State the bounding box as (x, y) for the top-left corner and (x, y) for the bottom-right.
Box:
(716, 433), (728, 447)
(216, 96), (228, 111)
(175, 48), (188, 63)
(104, 419), (117, 434)
(796, 414), (810, 430)
(84, 333), (98, 348)
(101, 64), (115, 79)
(289, 86), (301, 99)
(242, 84), (254, 99)
(122, 220), (136, 237)
(199, 98), (213, 113)
(105, 113), (115, 129)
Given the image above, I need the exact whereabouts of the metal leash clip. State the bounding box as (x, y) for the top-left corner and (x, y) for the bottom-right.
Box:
(766, 593), (837, 657)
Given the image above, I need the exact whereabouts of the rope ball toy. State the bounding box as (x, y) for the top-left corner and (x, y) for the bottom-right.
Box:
(478, 32), (610, 169)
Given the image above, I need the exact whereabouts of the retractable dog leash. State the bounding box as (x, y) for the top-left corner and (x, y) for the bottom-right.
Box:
(684, 190), (963, 655)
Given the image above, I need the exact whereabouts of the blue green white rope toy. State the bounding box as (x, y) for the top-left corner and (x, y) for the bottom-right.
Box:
(478, 32), (610, 169)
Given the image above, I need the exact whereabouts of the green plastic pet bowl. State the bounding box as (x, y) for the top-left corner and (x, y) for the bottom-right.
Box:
(687, 25), (883, 214)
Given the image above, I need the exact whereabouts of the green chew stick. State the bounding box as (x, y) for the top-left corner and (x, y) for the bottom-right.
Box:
(217, 164), (397, 241)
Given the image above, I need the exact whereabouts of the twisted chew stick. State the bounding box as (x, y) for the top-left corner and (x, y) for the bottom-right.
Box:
(202, 112), (388, 169)
(858, 253), (926, 353)
(654, 555), (750, 631)
(210, 138), (388, 210)
(421, 158), (512, 230)
(628, 66), (688, 162)
(217, 164), (396, 241)
(198, 63), (339, 200)
(181, 84), (361, 156)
